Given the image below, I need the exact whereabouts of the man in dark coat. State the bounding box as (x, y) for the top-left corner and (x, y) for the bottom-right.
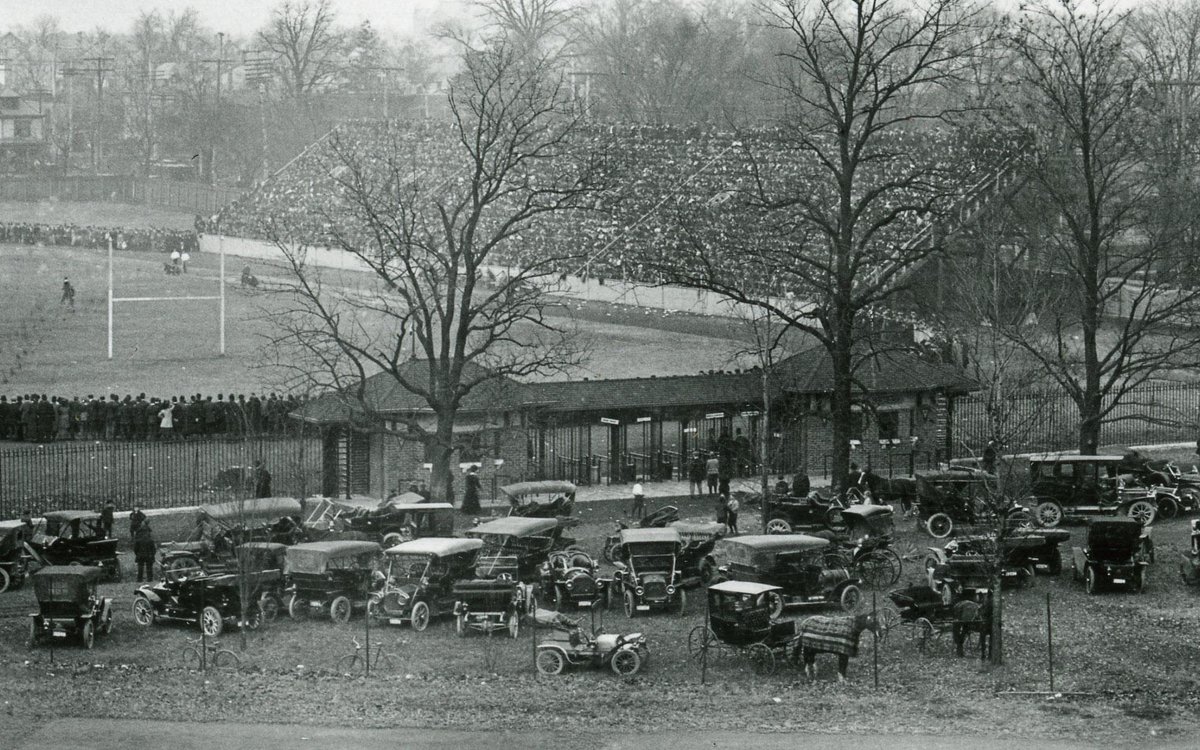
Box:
(128, 505), (147, 535)
(792, 471), (810, 499)
(133, 523), (156, 582)
(99, 499), (115, 538)
(252, 459), (272, 498)
(462, 465), (483, 514)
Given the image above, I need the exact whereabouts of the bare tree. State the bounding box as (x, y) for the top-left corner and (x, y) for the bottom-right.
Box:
(258, 0), (345, 99)
(475, 0), (580, 51)
(259, 34), (606, 504)
(996, 0), (1200, 455)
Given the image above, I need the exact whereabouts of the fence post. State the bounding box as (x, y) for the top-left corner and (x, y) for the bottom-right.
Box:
(193, 445), (200, 506)
(1046, 592), (1054, 692)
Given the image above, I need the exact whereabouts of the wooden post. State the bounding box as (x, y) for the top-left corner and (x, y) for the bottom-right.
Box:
(530, 590), (538, 676)
(1046, 592), (1054, 692)
(364, 578), (372, 678)
(701, 590), (709, 685)
(872, 591), (879, 689)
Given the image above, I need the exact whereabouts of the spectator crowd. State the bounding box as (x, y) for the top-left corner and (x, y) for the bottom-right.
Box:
(0, 392), (306, 443)
(0, 221), (199, 255)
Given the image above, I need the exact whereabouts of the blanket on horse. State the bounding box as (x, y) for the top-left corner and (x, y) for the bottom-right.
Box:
(798, 615), (861, 657)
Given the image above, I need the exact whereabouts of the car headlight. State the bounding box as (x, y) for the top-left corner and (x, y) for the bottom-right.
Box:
(667, 586), (675, 595)
(636, 587), (644, 596)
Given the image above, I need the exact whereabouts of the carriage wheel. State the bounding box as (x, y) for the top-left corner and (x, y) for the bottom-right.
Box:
(1035, 502), (1063, 528)
(687, 626), (717, 659)
(914, 617), (934, 652)
(747, 643), (776, 676)
(854, 551), (896, 591)
(926, 513), (953, 539)
(878, 605), (901, 634)
(878, 548), (904, 585)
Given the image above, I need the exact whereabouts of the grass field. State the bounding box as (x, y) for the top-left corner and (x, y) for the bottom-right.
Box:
(1, 494), (1198, 742)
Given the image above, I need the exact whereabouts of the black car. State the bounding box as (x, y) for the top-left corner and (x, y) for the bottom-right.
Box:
(914, 468), (1030, 539)
(1025, 454), (1157, 528)
(608, 528), (686, 617)
(133, 566), (284, 636)
(925, 529), (1071, 589)
(538, 549), (604, 609)
(28, 511), (120, 581)
(0, 520), (31, 593)
(705, 535), (863, 617)
(158, 497), (303, 578)
(762, 493), (847, 535)
(375, 538), (485, 631)
(30, 566), (115, 649)
(466, 517), (577, 582)
(1071, 518), (1153, 594)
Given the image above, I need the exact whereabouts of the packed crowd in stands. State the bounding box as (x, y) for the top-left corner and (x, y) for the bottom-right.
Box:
(0, 222), (199, 254)
(0, 392), (306, 443)
(206, 120), (1030, 297)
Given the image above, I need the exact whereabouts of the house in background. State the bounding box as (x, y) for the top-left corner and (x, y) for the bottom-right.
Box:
(0, 89), (48, 174)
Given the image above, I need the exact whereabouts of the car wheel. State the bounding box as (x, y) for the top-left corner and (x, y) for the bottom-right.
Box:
(201, 606), (224, 637)
(676, 589), (687, 615)
(1085, 566), (1098, 595)
(1132, 568), (1145, 594)
(611, 647), (642, 676)
(554, 586), (566, 610)
(288, 594), (308, 621)
(101, 610), (114, 635)
(259, 594), (280, 624)
(1156, 496), (1179, 520)
(765, 517), (792, 534)
(29, 617), (40, 647)
(765, 590), (784, 620)
(699, 557), (718, 584)
(623, 588), (636, 619)
(839, 584), (862, 612)
(1127, 500), (1156, 526)
(603, 540), (621, 565)
(243, 607), (264, 631)
(926, 513), (953, 539)
(455, 613), (467, 637)
(0, 567), (10, 594)
(410, 601), (431, 632)
(939, 584), (955, 607)
(536, 648), (565, 675)
(924, 554), (940, 581)
(81, 620), (94, 650)
(330, 596), (352, 625)
(132, 597), (156, 626)
(507, 611), (520, 639)
(1035, 502), (1063, 528)
(165, 557), (198, 582)
(1022, 564), (1037, 587)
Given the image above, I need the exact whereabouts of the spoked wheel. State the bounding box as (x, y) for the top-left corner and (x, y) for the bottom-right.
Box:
(1127, 500), (1156, 526)
(610, 647), (642, 677)
(675, 589), (687, 615)
(81, 621), (95, 650)
(877, 547), (904, 585)
(839, 584), (862, 612)
(507, 611), (520, 639)
(330, 596), (352, 625)
(687, 626), (717, 659)
(1085, 566), (1098, 595)
(926, 513), (953, 539)
(258, 594), (281, 624)
(132, 597), (156, 626)
(623, 589), (637, 619)
(1004, 509), (1034, 534)
(765, 517), (792, 534)
(1021, 564), (1037, 588)
(536, 648), (566, 676)
(1156, 496), (1179, 521)
(1035, 502), (1064, 528)
(165, 557), (200, 583)
(854, 551), (897, 591)
(410, 601), (431, 632)
(747, 643), (776, 676)
(0, 567), (10, 594)
(914, 617), (935, 652)
(200, 606), (224, 637)
(242, 607), (265, 631)
(877, 605), (901, 634)
(288, 594), (309, 621)
(455, 613), (467, 637)
(766, 590), (784, 620)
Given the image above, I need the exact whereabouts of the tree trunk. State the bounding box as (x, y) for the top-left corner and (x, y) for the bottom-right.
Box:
(429, 412), (456, 507)
(990, 567), (1003, 665)
(829, 326), (854, 494)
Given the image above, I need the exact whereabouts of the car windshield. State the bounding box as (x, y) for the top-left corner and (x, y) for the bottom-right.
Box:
(387, 554), (432, 581)
(629, 552), (675, 574)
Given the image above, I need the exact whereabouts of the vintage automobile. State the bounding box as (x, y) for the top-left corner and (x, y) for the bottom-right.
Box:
(686, 581), (800, 676)
(200, 465), (256, 494)
(234, 541), (289, 619)
(466, 516), (577, 582)
(823, 505), (902, 589)
(914, 468), (1031, 539)
(350, 502), (455, 547)
(502, 481), (577, 518)
(284, 540), (383, 622)
(1117, 451), (1200, 519)
(373, 538), (483, 631)
(602, 505), (680, 563)
(704, 535), (863, 617)
(928, 555), (994, 604)
(608, 528), (687, 617)
(132, 564), (284, 636)
(29, 566), (114, 649)
(538, 549), (604, 609)
(28, 510), (120, 580)
(1024, 454), (1158, 528)
(762, 492), (847, 535)
(924, 529), (1071, 589)
(533, 608), (648, 676)
(0, 519), (31, 593)
(453, 575), (534, 638)
(1181, 519), (1200, 586)
(670, 519), (728, 585)
(159, 497), (304, 578)
(1071, 518), (1153, 594)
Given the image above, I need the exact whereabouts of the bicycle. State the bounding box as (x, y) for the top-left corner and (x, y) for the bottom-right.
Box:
(181, 637), (241, 671)
(336, 636), (399, 675)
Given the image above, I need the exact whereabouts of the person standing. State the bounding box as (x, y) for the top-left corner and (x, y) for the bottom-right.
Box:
(180, 249), (190, 273)
(725, 493), (740, 534)
(60, 277), (75, 311)
(99, 499), (115, 538)
(630, 481), (645, 520)
(128, 505), (147, 536)
(462, 465), (483, 514)
(705, 453), (720, 496)
(252, 459), (272, 498)
(982, 440), (998, 474)
(715, 491), (729, 527)
(792, 471), (810, 499)
(688, 453), (706, 498)
(158, 400), (175, 440)
(133, 523), (156, 583)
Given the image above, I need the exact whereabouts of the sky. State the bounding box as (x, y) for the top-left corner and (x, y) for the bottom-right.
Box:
(0, 0), (472, 39)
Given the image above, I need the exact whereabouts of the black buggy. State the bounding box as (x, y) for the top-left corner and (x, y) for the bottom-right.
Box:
(686, 581), (798, 676)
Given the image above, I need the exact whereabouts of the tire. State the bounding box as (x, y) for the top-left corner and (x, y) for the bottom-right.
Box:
(878, 548), (903, 585)
(924, 554), (940, 585)
(839, 584), (862, 612)
(603, 539), (621, 564)
(29, 617), (39, 647)
(381, 532), (403, 548)
(699, 557), (717, 584)
(0, 567), (10, 594)
(675, 589), (687, 615)
(939, 584), (955, 607)
(1156, 496), (1179, 521)
(337, 653), (361, 675)
(1132, 568), (1145, 594)
(1022, 563), (1036, 587)
(182, 646), (203, 670)
(536, 648), (566, 675)
(243, 607), (264, 631)
(101, 610), (114, 635)
(1047, 547), (1063, 576)
(507, 611), (520, 639)
(330, 596), (352, 624)
(455, 613), (467, 637)
(554, 586), (565, 610)
(212, 650), (241, 670)
(765, 517), (792, 534)
(1035, 502), (1063, 528)
(132, 597), (156, 626)
(611, 647), (642, 676)
(605, 583), (617, 611)
(81, 620), (94, 650)
(165, 557), (199, 582)
(766, 590), (784, 620)
(288, 594), (308, 621)
(926, 513), (953, 539)
(748, 643), (776, 676)
(623, 588), (636, 619)
(1085, 566), (1098, 595)
(1127, 500), (1156, 526)
(259, 594), (280, 624)
(200, 606), (224, 637)
(410, 601), (431, 632)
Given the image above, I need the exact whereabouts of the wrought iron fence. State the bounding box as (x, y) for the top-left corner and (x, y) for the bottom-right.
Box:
(0, 432), (322, 518)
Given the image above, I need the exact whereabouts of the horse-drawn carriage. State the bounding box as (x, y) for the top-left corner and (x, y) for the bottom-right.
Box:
(824, 505), (903, 589)
(886, 585), (991, 657)
(704, 535), (863, 617)
(687, 581), (798, 675)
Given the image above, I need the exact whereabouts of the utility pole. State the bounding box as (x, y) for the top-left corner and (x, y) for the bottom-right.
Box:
(360, 66), (404, 119)
(201, 33), (234, 185)
(243, 49), (275, 183)
(79, 55), (113, 173)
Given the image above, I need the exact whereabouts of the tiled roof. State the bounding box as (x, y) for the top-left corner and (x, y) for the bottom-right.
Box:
(524, 371), (763, 413)
(772, 345), (978, 396)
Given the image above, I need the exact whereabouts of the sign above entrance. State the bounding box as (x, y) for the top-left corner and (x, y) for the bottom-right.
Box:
(740, 410), (761, 417)
(600, 417), (620, 425)
(705, 412), (725, 420)
(683, 427), (697, 434)
(636, 416), (652, 423)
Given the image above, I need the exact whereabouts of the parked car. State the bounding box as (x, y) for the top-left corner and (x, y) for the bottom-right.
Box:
(533, 608), (648, 676)
(1024, 454), (1157, 528)
(466, 516), (577, 582)
(158, 497), (304, 578)
(234, 541), (290, 621)
(914, 468), (1030, 539)
(1181, 519), (1200, 586)
(284, 541), (383, 622)
(928, 555), (994, 604)
(762, 492), (847, 535)
(608, 528), (686, 617)
(374, 538), (483, 631)
(132, 565), (283, 636)
(346, 502), (456, 547)
(924, 528), (1071, 590)
(502, 481), (577, 518)
(538, 549), (604, 609)
(669, 519), (728, 585)
(29, 566), (114, 649)
(28, 510), (120, 580)
(1071, 518), (1153, 594)
(1116, 450), (1199, 519)
(704, 535), (863, 617)
(453, 576), (534, 638)
(602, 505), (680, 563)
(0, 520), (31, 593)
(826, 505), (902, 589)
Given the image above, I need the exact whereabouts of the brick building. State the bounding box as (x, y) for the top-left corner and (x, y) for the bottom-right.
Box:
(293, 347), (978, 502)
(0, 89), (48, 174)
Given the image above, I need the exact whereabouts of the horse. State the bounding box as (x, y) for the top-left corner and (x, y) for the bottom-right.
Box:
(951, 597), (993, 661)
(862, 472), (918, 513)
(793, 611), (886, 681)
